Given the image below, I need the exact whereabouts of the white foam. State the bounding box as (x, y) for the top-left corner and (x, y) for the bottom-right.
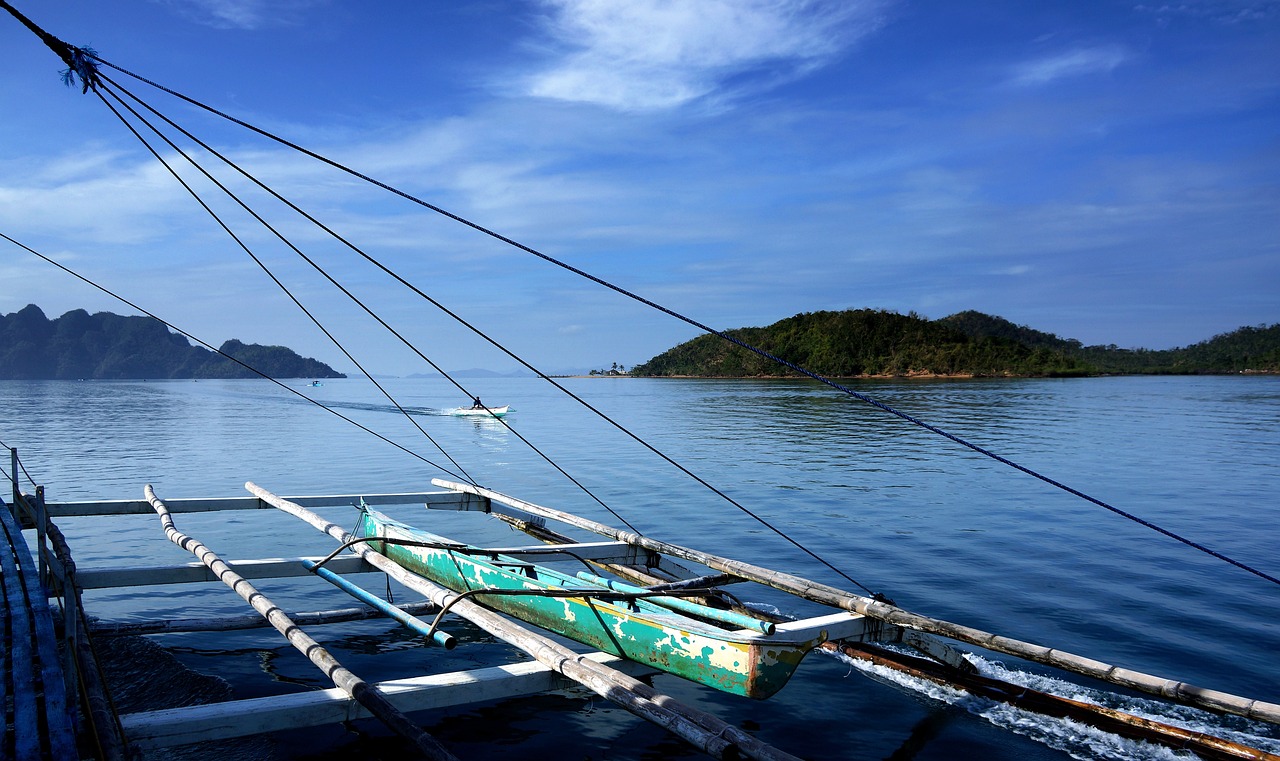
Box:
(820, 647), (1280, 760)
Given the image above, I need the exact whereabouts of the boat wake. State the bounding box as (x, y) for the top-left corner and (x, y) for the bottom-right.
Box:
(823, 647), (1280, 760)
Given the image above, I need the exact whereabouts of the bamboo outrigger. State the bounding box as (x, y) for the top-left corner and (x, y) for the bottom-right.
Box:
(3, 456), (1278, 759)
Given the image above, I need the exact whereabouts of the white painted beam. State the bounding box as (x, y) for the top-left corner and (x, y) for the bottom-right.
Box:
(74, 555), (375, 589)
(45, 491), (465, 517)
(120, 653), (657, 749)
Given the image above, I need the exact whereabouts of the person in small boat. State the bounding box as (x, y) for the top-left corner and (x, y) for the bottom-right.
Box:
(470, 397), (484, 409)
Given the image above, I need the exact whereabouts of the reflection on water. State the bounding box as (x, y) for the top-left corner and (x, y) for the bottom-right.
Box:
(2, 375), (1278, 760)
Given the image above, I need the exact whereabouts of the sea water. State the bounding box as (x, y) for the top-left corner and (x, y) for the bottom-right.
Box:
(2, 375), (1277, 760)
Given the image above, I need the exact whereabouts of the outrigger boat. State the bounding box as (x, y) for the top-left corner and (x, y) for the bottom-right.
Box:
(356, 505), (828, 699)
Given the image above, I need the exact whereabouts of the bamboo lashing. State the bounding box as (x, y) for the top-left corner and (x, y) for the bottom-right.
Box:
(145, 485), (458, 761)
(434, 478), (1280, 726)
(246, 480), (802, 761)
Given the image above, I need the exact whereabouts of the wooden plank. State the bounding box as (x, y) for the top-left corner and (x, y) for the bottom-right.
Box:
(1, 506), (11, 758)
(75, 554), (375, 589)
(44, 490), (466, 517)
(769, 612), (868, 642)
(462, 540), (643, 565)
(120, 653), (658, 749)
(2, 496), (43, 760)
(0, 494), (70, 759)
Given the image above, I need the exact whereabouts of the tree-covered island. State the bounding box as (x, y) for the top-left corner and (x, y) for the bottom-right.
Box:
(630, 309), (1280, 378)
(0, 305), (345, 380)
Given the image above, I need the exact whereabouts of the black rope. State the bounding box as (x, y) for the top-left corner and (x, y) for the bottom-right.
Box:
(0, 231), (470, 481)
(84, 58), (1280, 591)
(87, 64), (877, 595)
(0, 440), (40, 492)
(94, 71), (642, 535)
(90, 80), (481, 489)
(4, 17), (1271, 590)
(0, 2), (99, 92)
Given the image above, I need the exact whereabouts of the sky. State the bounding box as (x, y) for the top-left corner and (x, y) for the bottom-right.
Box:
(0, 0), (1277, 376)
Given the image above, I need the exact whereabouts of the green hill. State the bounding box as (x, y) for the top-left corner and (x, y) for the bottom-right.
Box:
(0, 305), (345, 380)
(631, 309), (1279, 378)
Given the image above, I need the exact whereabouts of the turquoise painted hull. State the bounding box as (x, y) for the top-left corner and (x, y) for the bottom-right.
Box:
(358, 508), (824, 699)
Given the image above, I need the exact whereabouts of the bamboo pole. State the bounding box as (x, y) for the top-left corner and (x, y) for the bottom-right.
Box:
(832, 642), (1280, 761)
(433, 478), (1280, 726)
(246, 480), (802, 761)
(144, 485), (458, 761)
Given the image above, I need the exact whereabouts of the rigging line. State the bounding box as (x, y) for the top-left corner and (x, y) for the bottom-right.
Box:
(2, 444), (40, 492)
(93, 82), (481, 488)
(97, 72), (645, 537)
(89, 55), (1280, 591)
(95, 69), (875, 595)
(0, 231), (467, 482)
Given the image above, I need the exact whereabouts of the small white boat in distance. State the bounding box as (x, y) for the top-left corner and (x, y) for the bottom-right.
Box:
(451, 405), (509, 418)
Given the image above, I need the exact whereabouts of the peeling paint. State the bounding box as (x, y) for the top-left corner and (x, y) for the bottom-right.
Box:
(361, 508), (823, 699)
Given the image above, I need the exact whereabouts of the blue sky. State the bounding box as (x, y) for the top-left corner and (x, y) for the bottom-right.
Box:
(1, 0), (1276, 375)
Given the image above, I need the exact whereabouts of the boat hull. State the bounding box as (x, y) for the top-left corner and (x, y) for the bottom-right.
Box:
(450, 405), (509, 417)
(357, 508), (823, 698)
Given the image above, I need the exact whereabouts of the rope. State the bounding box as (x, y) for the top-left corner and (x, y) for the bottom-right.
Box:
(94, 72), (643, 534)
(89, 65), (875, 593)
(2, 16), (1271, 589)
(0, 231), (469, 481)
(89, 81), (481, 489)
(83, 59), (1279, 590)
(0, 2), (99, 92)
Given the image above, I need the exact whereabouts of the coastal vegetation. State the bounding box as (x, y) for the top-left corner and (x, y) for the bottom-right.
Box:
(0, 304), (344, 380)
(631, 309), (1279, 378)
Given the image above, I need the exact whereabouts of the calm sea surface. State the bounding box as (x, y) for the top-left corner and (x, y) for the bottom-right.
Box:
(2, 375), (1278, 760)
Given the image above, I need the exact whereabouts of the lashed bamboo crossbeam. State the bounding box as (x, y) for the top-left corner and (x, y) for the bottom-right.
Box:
(246, 481), (802, 761)
(433, 478), (1280, 726)
(144, 485), (458, 761)
(87, 600), (441, 637)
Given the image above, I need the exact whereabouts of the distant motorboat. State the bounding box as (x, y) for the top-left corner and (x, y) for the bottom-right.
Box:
(451, 404), (509, 417)
(308, 380), (323, 387)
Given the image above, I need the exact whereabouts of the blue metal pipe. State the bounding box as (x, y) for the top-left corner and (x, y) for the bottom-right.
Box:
(302, 559), (456, 649)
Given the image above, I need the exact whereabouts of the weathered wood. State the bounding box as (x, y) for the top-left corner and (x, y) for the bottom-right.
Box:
(435, 478), (1280, 726)
(74, 554), (375, 589)
(0, 490), (77, 761)
(120, 653), (657, 748)
(247, 480), (803, 761)
(42, 518), (130, 761)
(145, 485), (458, 761)
(88, 600), (442, 637)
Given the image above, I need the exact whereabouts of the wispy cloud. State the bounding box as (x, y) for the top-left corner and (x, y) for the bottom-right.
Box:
(523, 0), (888, 111)
(1009, 44), (1129, 87)
(1134, 1), (1280, 24)
(151, 0), (327, 30)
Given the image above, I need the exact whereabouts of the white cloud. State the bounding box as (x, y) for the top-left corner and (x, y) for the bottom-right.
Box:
(151, 0), (327, 30)
(1009, 45), (1129, 87)
(524, 0), (888, 111)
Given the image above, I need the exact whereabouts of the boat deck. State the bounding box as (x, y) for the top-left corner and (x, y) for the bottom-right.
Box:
(1, 492), (78, 760)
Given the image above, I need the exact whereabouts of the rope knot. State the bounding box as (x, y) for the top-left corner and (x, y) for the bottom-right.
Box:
(59, 45), (101, 94)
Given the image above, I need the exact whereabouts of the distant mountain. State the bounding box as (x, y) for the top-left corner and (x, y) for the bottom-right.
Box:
(631, 309), (1279, 378)
(0, 305), (345, 380)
